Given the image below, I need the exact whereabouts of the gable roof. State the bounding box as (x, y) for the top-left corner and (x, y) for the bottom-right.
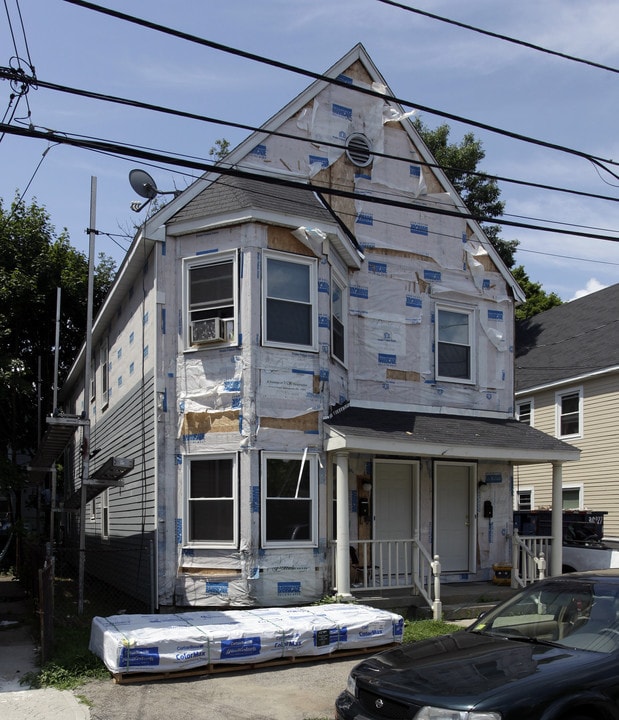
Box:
(515, 283), (619, 392)
(325, 406), (579, 463)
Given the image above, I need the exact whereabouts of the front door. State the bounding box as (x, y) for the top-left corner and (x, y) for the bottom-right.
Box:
(373, 460), (418, 576)
(434, 462), (476, 573)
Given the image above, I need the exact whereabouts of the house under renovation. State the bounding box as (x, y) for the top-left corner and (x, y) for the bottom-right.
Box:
(33, 44), (578, 613)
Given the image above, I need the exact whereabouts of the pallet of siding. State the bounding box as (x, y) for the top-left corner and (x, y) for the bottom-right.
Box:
(90, 603), (403, 678)
(111, 642), (399, 684)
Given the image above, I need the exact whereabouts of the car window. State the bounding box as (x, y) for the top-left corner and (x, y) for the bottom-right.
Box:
(470, 579), (619, 653)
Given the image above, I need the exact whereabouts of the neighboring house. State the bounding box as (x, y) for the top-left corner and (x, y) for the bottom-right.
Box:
(33, 44), (578, 611)
(515, 283), (619, 539)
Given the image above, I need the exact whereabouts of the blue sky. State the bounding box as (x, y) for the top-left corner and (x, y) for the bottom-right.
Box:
(1, 0), (618, 301)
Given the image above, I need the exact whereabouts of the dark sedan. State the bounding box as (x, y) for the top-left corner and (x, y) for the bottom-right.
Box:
(336, 570), (619, 720)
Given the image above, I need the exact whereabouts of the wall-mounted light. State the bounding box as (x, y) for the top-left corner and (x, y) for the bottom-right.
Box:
(362, 481), (372, 493)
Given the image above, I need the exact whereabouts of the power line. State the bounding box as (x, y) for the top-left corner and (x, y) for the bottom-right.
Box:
(2, 120), (618, 245)
(3, 67), (618, 208)
(62, 0), (619, 179)
(375, 0), (619, 75)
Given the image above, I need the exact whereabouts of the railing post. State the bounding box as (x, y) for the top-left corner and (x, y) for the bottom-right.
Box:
(431, 555), (442, 620)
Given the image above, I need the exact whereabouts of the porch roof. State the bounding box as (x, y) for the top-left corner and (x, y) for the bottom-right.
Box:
(324, 407), (580, 464)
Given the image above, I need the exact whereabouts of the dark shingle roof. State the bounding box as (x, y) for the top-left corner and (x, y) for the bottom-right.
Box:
(168, 175), (334, 226)
(515, 283), (619, 392)
(325, 406), (578, 462)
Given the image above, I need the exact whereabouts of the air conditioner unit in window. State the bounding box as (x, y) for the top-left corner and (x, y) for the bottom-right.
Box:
(191, 318), (223, 344)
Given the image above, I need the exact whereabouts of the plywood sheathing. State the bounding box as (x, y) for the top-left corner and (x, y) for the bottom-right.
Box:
(260, 412), (320, 433)
(181, 410), (240, 435)
(267, 226), (316, 257)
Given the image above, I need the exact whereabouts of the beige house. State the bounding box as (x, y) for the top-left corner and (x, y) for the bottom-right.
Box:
(515, 283), (619, 539)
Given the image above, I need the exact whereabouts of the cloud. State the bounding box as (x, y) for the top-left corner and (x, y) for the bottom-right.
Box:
(569, 278), (608, 301)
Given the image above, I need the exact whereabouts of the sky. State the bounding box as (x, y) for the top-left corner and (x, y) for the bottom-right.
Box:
(1, 0), (618, 302)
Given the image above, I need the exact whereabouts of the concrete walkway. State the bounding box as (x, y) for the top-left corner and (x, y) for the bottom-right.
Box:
(0, 573), (90, 720)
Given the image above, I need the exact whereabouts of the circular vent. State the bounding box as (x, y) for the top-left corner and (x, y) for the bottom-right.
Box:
(345, 133), (373, 167)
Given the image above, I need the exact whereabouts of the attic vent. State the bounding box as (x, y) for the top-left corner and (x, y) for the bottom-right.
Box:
(345, 133), (373, 167)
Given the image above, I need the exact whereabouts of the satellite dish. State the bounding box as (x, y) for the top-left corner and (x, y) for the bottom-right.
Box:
(129, 169), (158, 200)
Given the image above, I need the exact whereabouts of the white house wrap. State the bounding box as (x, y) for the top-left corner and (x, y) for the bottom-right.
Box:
(90, 603), (403, 675)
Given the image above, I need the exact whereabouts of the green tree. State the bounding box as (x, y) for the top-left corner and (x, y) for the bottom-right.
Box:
(0, 196), (115, 511)
(414, 118), (560, 316)
(511, 266), (562, 320)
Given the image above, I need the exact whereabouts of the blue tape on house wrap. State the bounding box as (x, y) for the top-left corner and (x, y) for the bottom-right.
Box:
(424, 270), (441, 282)
(350, 286), (368, 299)
(488, 310), (504, 321)
(309, 155), (329, 168)
(356, 212), (373, 226)
(411, 223), (429, 236)
(332, 103), (352, 120)
(406, 296), (422, 308)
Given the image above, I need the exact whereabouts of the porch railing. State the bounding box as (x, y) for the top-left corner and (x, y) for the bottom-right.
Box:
(512, 529), (551, 587)
(349, 538), (442, 620)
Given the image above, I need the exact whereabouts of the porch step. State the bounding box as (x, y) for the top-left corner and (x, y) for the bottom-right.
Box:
(355, 581), (519, 622)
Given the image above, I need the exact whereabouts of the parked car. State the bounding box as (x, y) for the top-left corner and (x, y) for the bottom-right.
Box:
(336, 569), (619, 720)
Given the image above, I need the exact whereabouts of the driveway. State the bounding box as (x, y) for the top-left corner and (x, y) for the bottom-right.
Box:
(79, 654), (360, 720)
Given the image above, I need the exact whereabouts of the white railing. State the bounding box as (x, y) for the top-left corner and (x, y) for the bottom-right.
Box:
(349, 538), (442, 620)
(512, 529), (552, 587)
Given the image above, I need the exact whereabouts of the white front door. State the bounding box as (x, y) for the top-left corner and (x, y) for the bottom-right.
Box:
(434, 462), (476, 574)
(373, 460), (418, 573)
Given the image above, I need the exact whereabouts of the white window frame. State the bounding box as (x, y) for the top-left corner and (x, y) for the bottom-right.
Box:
(183, 250), (238, 351)
(100, 337), (109, 409)
(562, 484), (583, 510)
(262, 250), (318, 351)
(555, 387), (583, 439)
(331, 270), (347, 366)
(261, 451), (318, 549)
(516, 398), (534, 426)
(435, 304), (475, 383)
(515, 488), (534, 511)
(184, 453), (238, 549)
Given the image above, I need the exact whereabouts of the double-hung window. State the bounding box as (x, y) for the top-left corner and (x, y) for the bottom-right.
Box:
(516, 399), (533, 425)
(185, 251), (237, 348)
(261, 452), (317, 547)
(263, 251), (317, 350)
(556, 388), (582, 438)
(185, 455), (237, 547)
(435, 306), (474, 382)
(331, 274), (346, 365)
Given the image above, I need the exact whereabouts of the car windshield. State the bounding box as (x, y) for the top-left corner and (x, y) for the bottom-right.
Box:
(469, 578), (619, 653)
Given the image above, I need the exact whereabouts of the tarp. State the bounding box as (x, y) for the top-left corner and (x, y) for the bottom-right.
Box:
(90, 603), (403, 675)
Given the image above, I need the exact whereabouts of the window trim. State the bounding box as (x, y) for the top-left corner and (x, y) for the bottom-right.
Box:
(184, 453), (239, 549)
(261, 451), (318, 549)
(183, 250), (238, 351)
(516, 398), (534, 426)
(331, 270), (347, 367)
(562, 484), (583, 510)
(434, 304), (475, 384)
(515, 487), (534, 511)
(262, 250), (318, 352)
(555, 387), (583, 439)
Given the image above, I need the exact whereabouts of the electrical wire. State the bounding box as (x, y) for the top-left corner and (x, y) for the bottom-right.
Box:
(2, 120), (618, 245)
(61, 0), (619, 179)
(374, 0), (619, 75)
(3, 68), (618, 207)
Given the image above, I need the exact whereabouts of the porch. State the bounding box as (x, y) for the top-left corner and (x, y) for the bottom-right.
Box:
(332, 532), (553, 620)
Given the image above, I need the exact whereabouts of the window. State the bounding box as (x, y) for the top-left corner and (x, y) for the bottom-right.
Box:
(100, 338), (109, 408)
(102, 489), (109, 539)
(563, 486), (582, 510)
(331, 274), (346, 364)
(263, 251), (317, 350)
(184, 251), (237, 348)
(516, 399), (533, 425)
(517, 489), (532, 511)
(261, 452), (317, 547)
(185, 455), (237, 547)
(435, 306), (473, 381)
(556, 388), (582, 438)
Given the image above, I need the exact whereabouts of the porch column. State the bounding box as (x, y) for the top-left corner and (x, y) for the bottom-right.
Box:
(335, 451), (352, 599)
(551, 462), (563, 576)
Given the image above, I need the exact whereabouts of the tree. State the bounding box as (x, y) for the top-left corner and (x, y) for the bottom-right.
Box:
(511, 266), (562, 320)
(0, 195), (115, 512)
(414, 118), (560, 316)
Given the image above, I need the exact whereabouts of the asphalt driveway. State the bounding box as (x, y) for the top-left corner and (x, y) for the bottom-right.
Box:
(79, 654), (360, 720)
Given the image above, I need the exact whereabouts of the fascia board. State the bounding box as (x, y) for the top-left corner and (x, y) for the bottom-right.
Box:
(516, 365), (619, 396)
(324, 428), (580, 464)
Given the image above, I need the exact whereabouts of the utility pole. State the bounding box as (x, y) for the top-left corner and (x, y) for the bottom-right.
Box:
(78, 177), (96, 615)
